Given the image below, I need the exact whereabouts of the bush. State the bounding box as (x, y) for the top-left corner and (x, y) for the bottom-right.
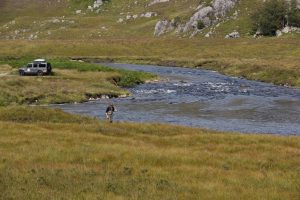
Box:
(197, 21), (205, 30)
(252, 0), (288, 36)
(288, 0), (300, 27)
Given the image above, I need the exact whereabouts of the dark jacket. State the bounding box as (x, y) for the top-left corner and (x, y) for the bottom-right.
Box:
(106, 105), (115, 113)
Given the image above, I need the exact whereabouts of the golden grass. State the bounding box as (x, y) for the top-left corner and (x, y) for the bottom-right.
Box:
(0, 64), (12, 74)
(0, 68), (126, 106)
(0, 107), (299, 199)
(1, 38), (300, 86)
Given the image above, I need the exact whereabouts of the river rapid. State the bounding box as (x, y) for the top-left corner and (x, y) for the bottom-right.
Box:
(52, 63), (300, 135)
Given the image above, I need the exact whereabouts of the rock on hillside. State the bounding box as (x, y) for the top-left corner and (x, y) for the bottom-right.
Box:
(182, 0), (239, 33)
(154, 19), (174, 36)
(155, 0), (239, 36)
(148, 0), (170, 6)
(1, 0), (300, 39)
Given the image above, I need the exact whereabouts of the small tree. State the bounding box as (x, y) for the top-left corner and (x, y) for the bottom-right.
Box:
(252, 0), (288, 36)
(288, 0), (300, 27)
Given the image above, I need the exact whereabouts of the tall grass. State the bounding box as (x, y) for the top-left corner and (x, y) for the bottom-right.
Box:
(0, 106), (299, 199)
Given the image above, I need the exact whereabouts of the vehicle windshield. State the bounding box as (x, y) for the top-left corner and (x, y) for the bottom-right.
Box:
(27, 64), (32, 68)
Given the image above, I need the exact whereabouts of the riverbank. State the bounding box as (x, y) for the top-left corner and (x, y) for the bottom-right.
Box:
(0, 58), (155, 106)
(0, 106), (299, 199)
(0, 38), (300, 87)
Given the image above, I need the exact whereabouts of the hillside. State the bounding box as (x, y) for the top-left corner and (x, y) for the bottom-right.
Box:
(0, 0), (299, 40)
(0, 0), (300, 87)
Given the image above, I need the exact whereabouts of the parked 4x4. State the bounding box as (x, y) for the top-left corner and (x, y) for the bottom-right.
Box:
(19, 59), (52, 76)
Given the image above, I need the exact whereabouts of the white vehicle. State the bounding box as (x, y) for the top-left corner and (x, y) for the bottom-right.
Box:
(19, 59), (52, 76)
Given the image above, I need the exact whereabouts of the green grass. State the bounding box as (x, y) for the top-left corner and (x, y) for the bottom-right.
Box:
(0, 106), (299, 200)
(0, 58), (155, 106)
(0, 0), (300, 87)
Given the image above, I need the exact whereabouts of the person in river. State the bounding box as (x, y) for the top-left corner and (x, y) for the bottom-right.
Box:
(105, 103), (117, 123)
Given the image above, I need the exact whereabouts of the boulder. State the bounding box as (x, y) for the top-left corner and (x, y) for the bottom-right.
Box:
(144, 12), (157, 18)
(148, 0), (170, 6)
(117, 18), (124, 23)
(225, 31), (240, 38)
(276, 30), (282, 37)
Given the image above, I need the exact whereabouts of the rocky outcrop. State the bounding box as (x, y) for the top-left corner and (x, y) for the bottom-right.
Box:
(177, 0), (239, 35)
(183, 6), (214, 33)
(154, 20), (174, 36)
(213, 0), (237, 18)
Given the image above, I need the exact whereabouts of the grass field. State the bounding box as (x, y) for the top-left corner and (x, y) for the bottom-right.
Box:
(0, 106), (299, 200)
(1, 38), (300, 87)
(1, 0), (300, 87)
(0, 58), (155, 106)
(1, 1), (300, 199)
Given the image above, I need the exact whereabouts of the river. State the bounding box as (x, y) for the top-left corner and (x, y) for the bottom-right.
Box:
(52, 63), (300, 135)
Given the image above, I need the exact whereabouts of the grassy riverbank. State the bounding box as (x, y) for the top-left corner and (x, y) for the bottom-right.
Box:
(0, 38), (300, 87)
(0, 106), (299, 200)
(0, 58), (155, 106)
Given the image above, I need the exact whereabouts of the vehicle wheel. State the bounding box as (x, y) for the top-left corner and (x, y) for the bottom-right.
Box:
(19, 71), (25, 76)
(37, 71), (43, 76)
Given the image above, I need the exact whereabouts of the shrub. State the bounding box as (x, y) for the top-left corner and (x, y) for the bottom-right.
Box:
(288, 0), (300, 27)
(197, 21), (205, 30)
(251, 0), (288, 36)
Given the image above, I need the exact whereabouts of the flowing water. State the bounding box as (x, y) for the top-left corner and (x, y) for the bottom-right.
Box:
(52, 63), (300, 135)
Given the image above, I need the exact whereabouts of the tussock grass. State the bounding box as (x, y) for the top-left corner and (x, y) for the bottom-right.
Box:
(0, 106), (299, 199)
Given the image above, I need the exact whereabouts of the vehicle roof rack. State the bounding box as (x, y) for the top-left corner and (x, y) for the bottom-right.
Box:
(34, 59), (46, 63)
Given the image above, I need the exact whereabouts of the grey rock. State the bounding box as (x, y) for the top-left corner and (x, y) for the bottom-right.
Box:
(213, 0), (237, 18)
(282, 26), (298, 33)
(183, 6), (214, 33)
(276, 30), (283, 37)
(93, 0), (103, 8)
(181, 0), (238, 35)
(148, 0), (170, 6)
(225, 31), (240, 38)
(143, 12), (157, 18)
(154, 20), (174, 36)
(117, 18), (124, 23)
